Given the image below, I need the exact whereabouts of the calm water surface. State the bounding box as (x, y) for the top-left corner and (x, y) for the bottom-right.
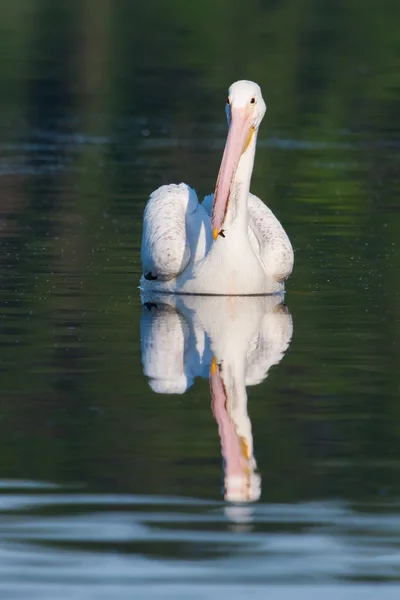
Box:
(1, 1), (399, 598)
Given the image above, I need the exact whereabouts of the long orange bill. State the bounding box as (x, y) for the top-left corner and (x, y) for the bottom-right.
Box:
(211, 107), (253, 240)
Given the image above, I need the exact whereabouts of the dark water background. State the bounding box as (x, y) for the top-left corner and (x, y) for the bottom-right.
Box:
(0, 1), (399, 598)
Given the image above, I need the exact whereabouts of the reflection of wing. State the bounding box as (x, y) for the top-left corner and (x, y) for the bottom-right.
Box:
(202, 193), (294, 282)
(140, 299), (209, 394)
(141, 183), (209, 281)
(245, 303), (293, 386)
(140, 303), (192, 394)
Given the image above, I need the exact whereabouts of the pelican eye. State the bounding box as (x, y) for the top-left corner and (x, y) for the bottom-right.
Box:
(250, 97), (256, 104)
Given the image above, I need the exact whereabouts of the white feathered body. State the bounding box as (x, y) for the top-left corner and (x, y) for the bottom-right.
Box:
(140, 183), (293, 295)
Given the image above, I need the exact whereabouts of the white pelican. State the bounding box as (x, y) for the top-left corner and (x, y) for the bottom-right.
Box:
(141, 80), (293, 295)
(140, 292), (293, 501)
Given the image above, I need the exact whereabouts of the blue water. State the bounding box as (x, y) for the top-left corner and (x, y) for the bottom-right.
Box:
(0, 483), (399, 599)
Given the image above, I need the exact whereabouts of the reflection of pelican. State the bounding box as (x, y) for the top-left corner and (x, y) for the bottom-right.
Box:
(140, 293), (293, 502)
(140, 80), (293, 295)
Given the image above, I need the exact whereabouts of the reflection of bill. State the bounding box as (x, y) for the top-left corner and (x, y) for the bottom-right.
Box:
(141, 293), (293, 503)
(210, 356), (261, 503)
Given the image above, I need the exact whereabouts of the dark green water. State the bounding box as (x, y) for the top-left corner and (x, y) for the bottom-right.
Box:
(0, 1), (399, 598)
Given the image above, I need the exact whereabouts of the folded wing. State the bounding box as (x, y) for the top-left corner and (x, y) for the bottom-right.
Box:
(247, 193), (294, 282)
(141, 183), (201, 281)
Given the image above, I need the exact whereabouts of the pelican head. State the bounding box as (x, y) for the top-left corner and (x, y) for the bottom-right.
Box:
(212, 80), (267, 240)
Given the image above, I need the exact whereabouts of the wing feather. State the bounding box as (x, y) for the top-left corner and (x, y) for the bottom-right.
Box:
(141, 183), (199, 281)
(248, 193), (294, 282)
(201, 194), (213, 217)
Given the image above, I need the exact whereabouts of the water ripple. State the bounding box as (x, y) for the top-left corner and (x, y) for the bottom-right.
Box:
(0, 482), (398, 599)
